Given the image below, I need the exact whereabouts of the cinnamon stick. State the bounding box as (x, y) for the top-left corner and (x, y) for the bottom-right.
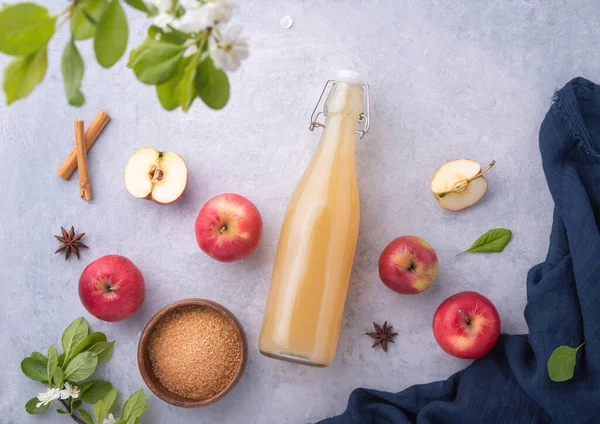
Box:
(57, 109), (110, 180)
(74, 120), (92, 201)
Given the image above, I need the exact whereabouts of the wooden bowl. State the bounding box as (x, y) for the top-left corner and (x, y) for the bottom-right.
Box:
(137, 298), (247, 407)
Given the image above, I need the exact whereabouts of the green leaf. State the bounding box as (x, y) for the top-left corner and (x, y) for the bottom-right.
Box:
(57, 408), (68, 414)
(93, 399), (108, 424)
(195, 57), (230, 110)
(72, 332), (107, 359)
(124, 0), (148, 13)
(58, 353), (65, 367)
(25, 397), (49, 415)
(179, 53), (199, 112)
(103, 388), (118, 412)
(121, 390), (146, 421)
(31, 352), (48, 365)
(89, 341), (115, 363)
(3, 47), (47, 105)
(94, 0), (129, 68)
(126, 416), (137, 424)
(53, 367), (65, 388)
(62, 317), (89, 363)
(548, 342), (585, 382)
(80, 380), (113, 403)
(21, 356), (48, 382)
(64, 351), (98, 382)
(128, 39), (184, 85)
(156, 56), (190, 110)
(161, 26), (189, 44)
(78, 408), (95, 424)
(72, 400), (82, 410)
(148, 24), (162, 39)
(70, 0), (107, 40)
(0, 3), (55, 56)
(456, 228), (512, 257)
(47, 345), (58, 386)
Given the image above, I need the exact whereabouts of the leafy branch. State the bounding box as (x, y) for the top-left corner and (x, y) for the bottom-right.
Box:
(0, 0), (244, 111)
(22, 317), (146, 424)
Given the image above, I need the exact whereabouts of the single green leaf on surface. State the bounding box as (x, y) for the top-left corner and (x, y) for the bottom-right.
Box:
(25, 397), (49, 415)
(64, 351), (98, 382)
(456, 228), (512, 257)
(89, 340), (115, 363)
(128, 39), (185, 85)
(121, 389), (146, 421)
(156, 56), (190, 110)
(47, 345), (58, 386)
(30, 352), (48, 365)
(53, 367), (65, 388)
(56, 408), (68, 414)
(3, 47), (47, 104)
(124, 0), (149, 13)
(548, 342), (585, 382)
(72, 332), (107, 359)
(78, 408), (95, 424)
(93, 399), (108, 424)
(0, 3), (55, 56)
(179, 53), (200, 112)
(80, 380), (113, 403)
(94, 0), (129, 68)
(70, 0), (107, 40)
(62, 317), (89, 363)
(21, 356), (48, 382)
(195, 56), (230, 110)
(103, 388), (118, 412)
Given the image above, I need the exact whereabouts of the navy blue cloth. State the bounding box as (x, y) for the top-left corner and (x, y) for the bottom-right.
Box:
(320, 78), (600, 424)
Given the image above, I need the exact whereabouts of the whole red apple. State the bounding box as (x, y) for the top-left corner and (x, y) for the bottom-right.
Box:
(79, 255), (145, 322)
(195, 193), (263, 262)
(378, 236), (439, 294)
(432, 291), (501, 359)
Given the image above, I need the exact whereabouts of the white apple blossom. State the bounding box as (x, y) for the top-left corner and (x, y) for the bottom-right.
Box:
(36, 388), (61, 408)
(59, 382), (80, 400)
(147, 0), (172, 13)
(153, 12), (175, 30)
(209, 23), (249, 71)
(103, 413), (118, 424)
(174, 0), (237, 33)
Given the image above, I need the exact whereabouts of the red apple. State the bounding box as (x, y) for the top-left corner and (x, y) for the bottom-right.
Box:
(432, 291), (501, 359)
(378, 236), (439, 294)
(78, 255), (145, 322)
(195, 193), (263, 262)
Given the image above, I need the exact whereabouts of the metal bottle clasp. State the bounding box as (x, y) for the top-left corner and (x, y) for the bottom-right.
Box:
(309, 79), (371, 139)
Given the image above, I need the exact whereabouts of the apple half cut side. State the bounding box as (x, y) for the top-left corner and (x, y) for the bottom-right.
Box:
(430, 159), (495, 211)
(124, 147), (188, 204)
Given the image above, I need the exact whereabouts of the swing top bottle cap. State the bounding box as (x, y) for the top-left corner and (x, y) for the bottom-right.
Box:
(336, 70), (365, 84)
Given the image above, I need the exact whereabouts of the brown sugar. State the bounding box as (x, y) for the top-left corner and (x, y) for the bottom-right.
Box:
(148, 305), (243, 400)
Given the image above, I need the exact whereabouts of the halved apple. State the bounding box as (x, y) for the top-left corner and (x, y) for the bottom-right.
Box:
(124, 147), (188, 204)
(431, 159), (495, 211)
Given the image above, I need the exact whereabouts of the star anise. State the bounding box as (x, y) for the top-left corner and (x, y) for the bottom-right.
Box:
(54, 226), (88, 260)
(366, 321), (398, 353)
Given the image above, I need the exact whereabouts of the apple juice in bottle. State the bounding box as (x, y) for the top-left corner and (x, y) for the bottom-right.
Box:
(259, 70), (370, 367)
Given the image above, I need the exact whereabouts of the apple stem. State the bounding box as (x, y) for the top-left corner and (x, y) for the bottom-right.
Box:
(219, 224), (228, 235)
(458, 309), (471, 325)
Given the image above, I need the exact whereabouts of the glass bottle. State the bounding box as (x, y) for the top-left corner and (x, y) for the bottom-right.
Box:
(259, 70), (370, 366)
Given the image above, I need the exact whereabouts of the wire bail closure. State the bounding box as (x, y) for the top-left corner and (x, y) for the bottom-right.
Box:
(309, 79), (371, 139)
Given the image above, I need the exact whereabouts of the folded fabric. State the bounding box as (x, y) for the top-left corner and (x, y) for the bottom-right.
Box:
(319, 77), (600, 424)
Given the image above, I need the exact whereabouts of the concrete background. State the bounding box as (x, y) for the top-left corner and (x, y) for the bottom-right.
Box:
(1, 0), (599, 423)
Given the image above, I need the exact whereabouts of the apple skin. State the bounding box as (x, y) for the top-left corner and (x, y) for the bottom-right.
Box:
(378, 236), (439, 294)
(78, 255), (146, 322)
(432, 291), (501, 359)
(195, 193), (263, 262)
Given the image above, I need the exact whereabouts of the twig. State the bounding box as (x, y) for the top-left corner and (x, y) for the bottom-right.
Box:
(59, 399), (87, 424)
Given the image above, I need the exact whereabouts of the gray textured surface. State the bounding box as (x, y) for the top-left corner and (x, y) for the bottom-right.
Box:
(1, 1), (599, 423)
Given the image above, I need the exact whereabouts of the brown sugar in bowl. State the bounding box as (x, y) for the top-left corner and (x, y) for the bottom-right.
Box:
(137, 298), (247, 407)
